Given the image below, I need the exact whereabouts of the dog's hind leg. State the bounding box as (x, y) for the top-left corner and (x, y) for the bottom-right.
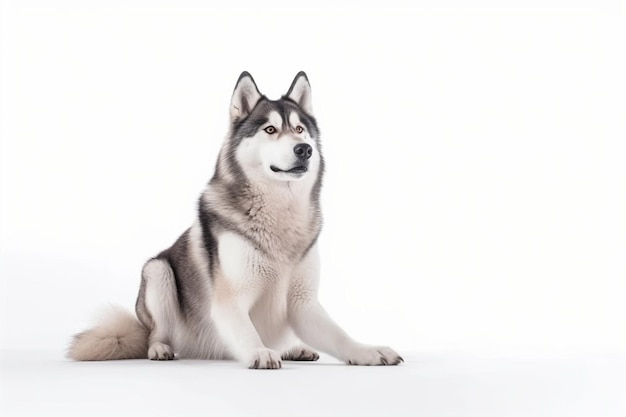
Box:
(277, 330), (319, 361)
(136, 258), (179, 360)
(281, 344), (319, 361)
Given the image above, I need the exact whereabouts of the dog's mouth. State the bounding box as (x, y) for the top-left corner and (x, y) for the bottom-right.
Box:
(270, 165), (308, 175)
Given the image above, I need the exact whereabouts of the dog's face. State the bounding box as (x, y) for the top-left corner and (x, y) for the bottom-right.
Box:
(224, 72), (322, 184)
(236, 100), (320, 182)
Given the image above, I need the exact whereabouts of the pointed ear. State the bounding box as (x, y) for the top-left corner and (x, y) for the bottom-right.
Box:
(286, 71), (313, 115)
(230, 71), (262, 122)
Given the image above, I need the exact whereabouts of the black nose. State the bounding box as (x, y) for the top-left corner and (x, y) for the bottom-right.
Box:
(294, 143), (313, 160)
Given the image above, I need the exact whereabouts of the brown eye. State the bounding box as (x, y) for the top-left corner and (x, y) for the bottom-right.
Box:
(264, 126), (276, 134)
(295, 126), (304, 134)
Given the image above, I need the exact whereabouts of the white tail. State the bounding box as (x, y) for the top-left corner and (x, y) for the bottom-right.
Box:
(67, 306), (148, 361)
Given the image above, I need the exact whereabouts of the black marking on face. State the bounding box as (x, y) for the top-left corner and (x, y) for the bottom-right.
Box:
(232, 99), (319, 145)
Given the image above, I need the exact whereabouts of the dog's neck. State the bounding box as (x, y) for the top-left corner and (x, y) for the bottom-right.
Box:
(202, 177), (321, 261)
(205, 173), (320, 246)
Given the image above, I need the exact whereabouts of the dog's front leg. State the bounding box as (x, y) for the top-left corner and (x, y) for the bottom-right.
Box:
(210, 232), (282, 369)
(288, 300), (402, 365)
(288, 245), (403, 366)
(211, 298), (282, 369)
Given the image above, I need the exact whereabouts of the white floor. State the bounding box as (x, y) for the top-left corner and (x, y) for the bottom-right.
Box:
(0, 350), (624, 417)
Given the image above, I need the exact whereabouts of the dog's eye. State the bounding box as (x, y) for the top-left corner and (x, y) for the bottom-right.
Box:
(295, 126), (304, 134)
(264, 126), (276, 134)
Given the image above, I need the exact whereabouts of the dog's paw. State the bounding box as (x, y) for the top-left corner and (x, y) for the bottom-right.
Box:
(248, 348), (282, 370)
(281, 345), (320, 361)
(148, 342), (175, 360)
(345, 344), (403, 366)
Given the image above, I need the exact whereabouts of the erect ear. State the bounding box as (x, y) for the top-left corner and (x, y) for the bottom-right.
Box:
(230, 71), (262, 122)
(285, 71), (313, 115)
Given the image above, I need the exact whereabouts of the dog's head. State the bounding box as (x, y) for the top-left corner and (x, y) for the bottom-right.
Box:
(221, 72), (322, 184)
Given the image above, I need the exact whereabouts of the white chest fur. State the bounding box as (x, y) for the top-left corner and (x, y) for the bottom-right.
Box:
(218, 231), (279, 290)
(216, 230), (292, 347)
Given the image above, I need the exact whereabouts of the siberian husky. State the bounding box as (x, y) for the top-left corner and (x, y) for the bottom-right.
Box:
(68, 72), (403, 369)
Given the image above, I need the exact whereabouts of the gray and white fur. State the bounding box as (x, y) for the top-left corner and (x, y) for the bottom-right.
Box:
(68, 72), (403, 369)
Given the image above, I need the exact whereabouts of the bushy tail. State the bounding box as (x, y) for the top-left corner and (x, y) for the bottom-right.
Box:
(67, 306), (148, 361)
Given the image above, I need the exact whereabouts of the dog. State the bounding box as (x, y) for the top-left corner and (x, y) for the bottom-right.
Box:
(68, 72), (403, 369)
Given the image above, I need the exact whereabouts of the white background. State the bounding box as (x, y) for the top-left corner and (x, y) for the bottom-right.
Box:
(0, 0), (626, 417)
(1, 1), (626, 415)
(1, 0), (625, 355)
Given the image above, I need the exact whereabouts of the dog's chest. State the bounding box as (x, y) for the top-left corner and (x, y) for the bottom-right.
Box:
(244, 198), (318, 263)
(217, 230), (295, 291)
